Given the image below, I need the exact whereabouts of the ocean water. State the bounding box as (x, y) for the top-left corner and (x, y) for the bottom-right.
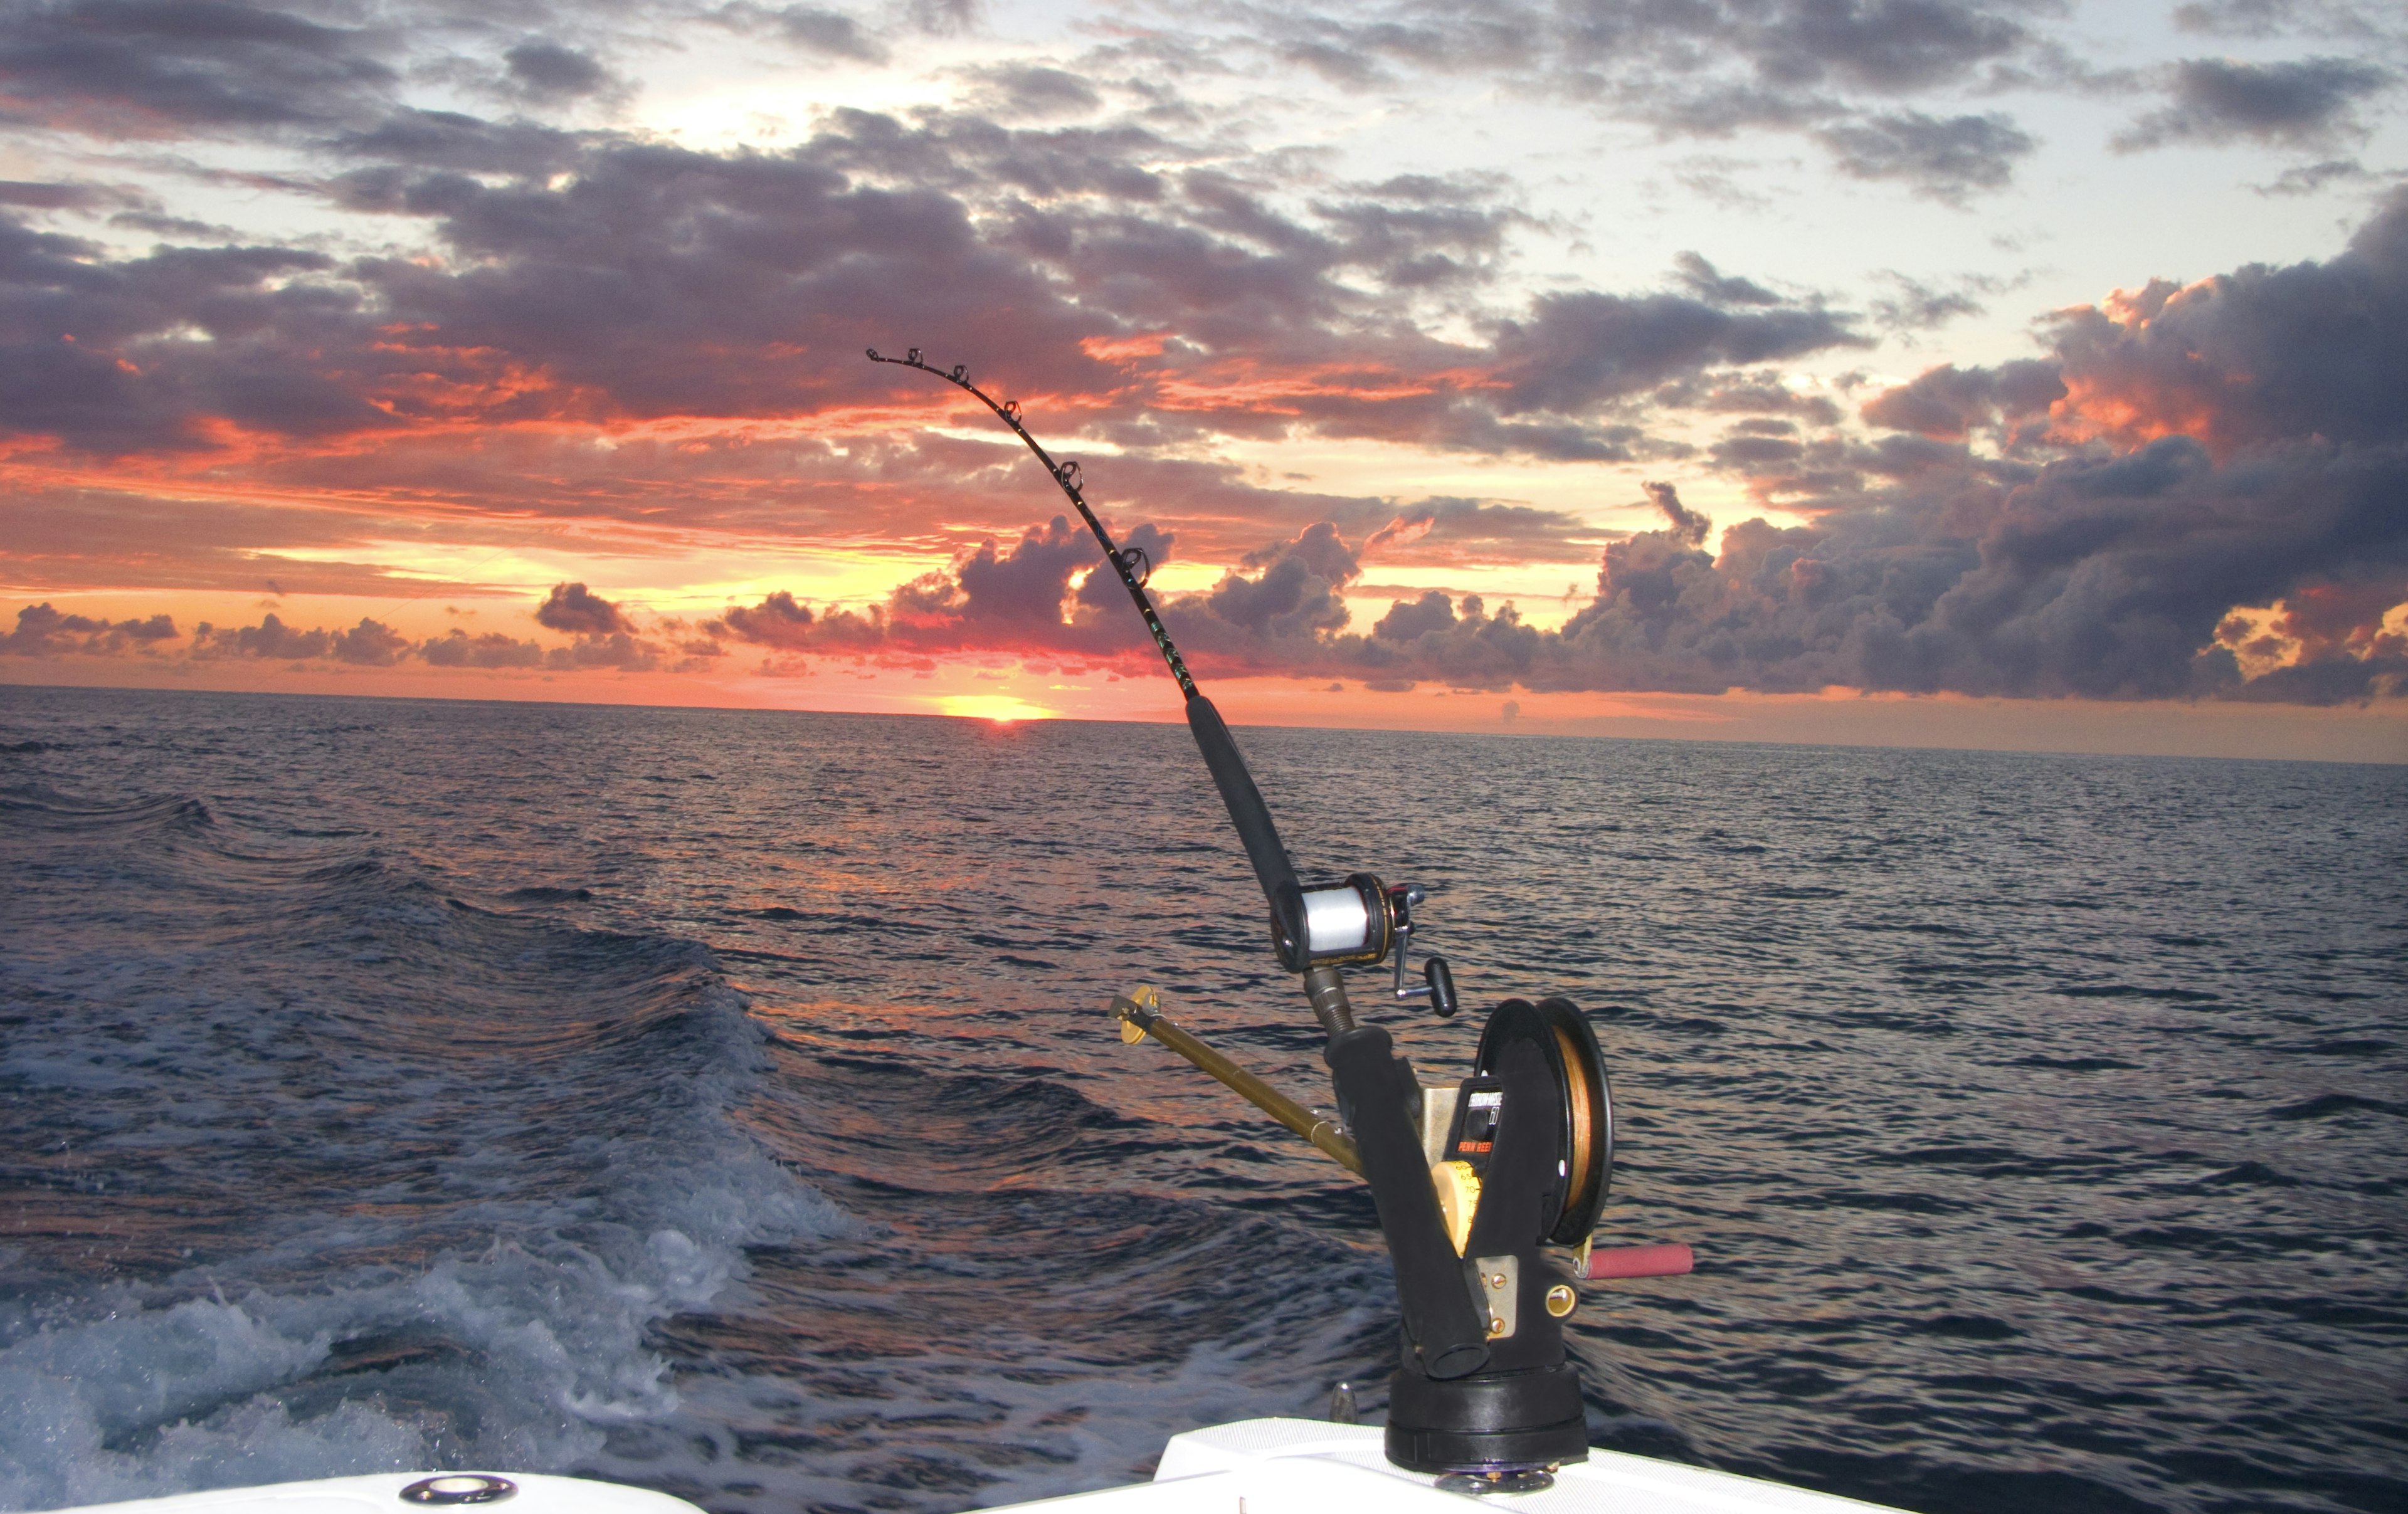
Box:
(1, 684), (2402, 1514)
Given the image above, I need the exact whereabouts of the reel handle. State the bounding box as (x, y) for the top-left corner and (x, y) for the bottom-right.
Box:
(1386, 887), (1457, 1016)
(1423, 955), (1458, 1017)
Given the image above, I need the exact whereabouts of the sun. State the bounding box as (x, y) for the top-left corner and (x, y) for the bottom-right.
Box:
(936, 694), (1057, 724)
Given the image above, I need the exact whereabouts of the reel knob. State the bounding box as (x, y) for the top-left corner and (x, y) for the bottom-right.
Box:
(1423, 955), (1458, 1017)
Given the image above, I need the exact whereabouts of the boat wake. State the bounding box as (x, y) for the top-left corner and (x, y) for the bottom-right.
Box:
(0, 785), (847, 1508)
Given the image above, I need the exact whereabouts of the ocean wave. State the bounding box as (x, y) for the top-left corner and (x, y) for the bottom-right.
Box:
(0, 781), (851, 1510)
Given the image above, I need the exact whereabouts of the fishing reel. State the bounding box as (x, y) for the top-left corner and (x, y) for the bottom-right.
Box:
(1428, 997), (1614, 1251)
(1116, 981), (1647, 1488)
(1279, 874), (1459, 1016)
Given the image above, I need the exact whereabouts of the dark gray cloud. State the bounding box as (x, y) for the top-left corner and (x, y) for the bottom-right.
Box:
(327, 108), (590, 176)
(1672, 251), (1782, 307)
(342, 123), (1121, 423)
(0, 55), (1864, 471)
(2029, 187), (2408, 452)
(1224, 1), (2052, 200)
(535, 581), (632, 635)
(196, 610), (330, 658)
(1867, 269), (2014, 332)
(0, 0), (398, 138)
(503, 38), (615, 100)
(1857, 357), (2064, 439)
(2118, 56), (2394, 150)
(545, 630), (667, 670)
(0, 214), (392, 452)
(1640, 478), (1709, 545)
(2172, 1), (2405, 45)
(694, 192), (2408, 705)
(2, 602), (672, 671)
(966, 60), (1102, 119)
(0, 601), (175, 654)
(0, 178), (126, 209)
(1318, 429), (2405, 705)
(716, 5), (889, 63)
(1360, 498), (1603, 564)
(1676, 376), (1846, 426)
(1814, 109), (2037, 204)
(2254, 157), (2373, 196)
(1490, 288), (1867, 414)
(420, 628), (545, 667)
(717, 589), (817, 649)
(1261, 0), (2039, 98)
(332, 616), (408, 665)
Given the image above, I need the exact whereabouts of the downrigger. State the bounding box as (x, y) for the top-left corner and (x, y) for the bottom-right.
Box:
(868, 348), (1691, 1495)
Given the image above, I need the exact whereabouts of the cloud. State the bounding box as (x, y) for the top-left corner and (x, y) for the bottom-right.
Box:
(0, 0), (2396, 716)
(0, 483), (517, 597)
(1672, 251), (1782, 307)
(1489, 288), (1867, 415)
(717, 589), (816, 649)
(0, 601), (175, 654)
(420, 628), (544, 668)
(1359, 498), (1604, 565)
(951, 515), (1097, 624)
(331, 616), (407, 665)
(2030, 188), (2408, 454)
(721, 5), (890, 64)
(196, 610), (329, 658)
(0, 213), (391, 453)
(1640, 480), (1710, 545)
(964, 61), (1102, 120)
(546, 631), (665, 670)
(535, 581), (632, 635)
(0, 0), (398, 139)
(2118, 56), (2394, 150)
(0, 178), (127, 210)
(503, 39), (617, 102)
(1257, 1), (2039, 101)
(0, 80), (1861, 477)
(2253, 157), (2373, 196)
(1814, 110), (2037, 204)
(1858, 359), (2066, 439)
(1867, 269), (2016, 332)
(3, 600), (680, 675)
(690, 195), (2408, 705)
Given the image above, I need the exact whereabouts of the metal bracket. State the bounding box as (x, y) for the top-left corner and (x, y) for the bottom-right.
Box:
(1418, 1081), (1462, 1169)
(1473, 1253), (1519, 1339)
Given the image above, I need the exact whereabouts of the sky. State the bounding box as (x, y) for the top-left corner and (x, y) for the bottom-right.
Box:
(1, 0), (2405, 762)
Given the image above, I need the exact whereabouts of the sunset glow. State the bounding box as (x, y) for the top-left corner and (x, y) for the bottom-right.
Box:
(0, 1), (2402, 760)
(937, 695), (1057, 725)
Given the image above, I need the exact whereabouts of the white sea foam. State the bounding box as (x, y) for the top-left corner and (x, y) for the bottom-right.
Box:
(0, 788), (855, 1511)
(0, 1133), (853, 1510)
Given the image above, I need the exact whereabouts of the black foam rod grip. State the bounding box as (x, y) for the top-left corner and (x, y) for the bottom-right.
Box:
(1185, 693), (1306, 956)
(1327, 1026), (1492, 1380)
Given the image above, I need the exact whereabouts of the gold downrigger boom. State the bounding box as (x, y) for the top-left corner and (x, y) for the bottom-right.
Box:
(1111, 986), (1363, 1177)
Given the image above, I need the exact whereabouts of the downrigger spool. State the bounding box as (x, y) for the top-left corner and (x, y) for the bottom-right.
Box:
(869, 347), (1691, 1494)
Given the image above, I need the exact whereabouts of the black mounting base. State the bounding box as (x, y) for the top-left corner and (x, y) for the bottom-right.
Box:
(1383, 1362), (1590, 1476)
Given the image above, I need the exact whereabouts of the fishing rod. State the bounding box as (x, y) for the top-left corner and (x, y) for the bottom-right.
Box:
(867, 347), (1687, 1493)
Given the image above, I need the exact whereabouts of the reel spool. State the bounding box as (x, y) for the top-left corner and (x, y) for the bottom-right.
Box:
(1468, 997), (1613, 1248)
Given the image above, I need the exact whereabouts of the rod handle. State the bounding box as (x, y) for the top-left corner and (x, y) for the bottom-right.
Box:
(1184, 695), (1306, 964)
(1582, 1243), (1695, 1280)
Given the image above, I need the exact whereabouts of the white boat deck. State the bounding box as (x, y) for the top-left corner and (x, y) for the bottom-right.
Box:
(46, 1418), (1905, 1514)
(1030, 1418), (1904, 1513)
